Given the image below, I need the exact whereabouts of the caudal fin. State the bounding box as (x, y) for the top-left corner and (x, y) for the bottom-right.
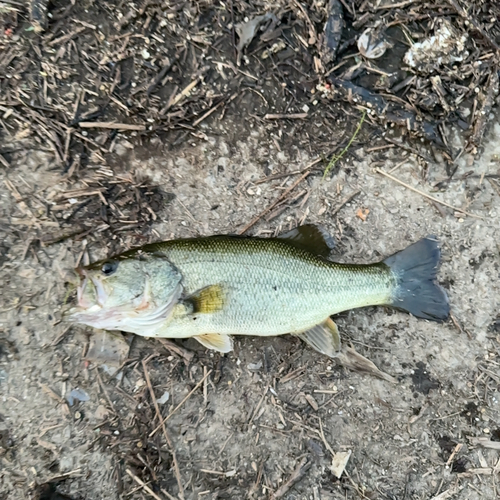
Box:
(384, 236), (449, 321)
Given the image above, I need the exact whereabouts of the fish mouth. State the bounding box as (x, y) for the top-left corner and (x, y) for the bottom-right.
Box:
(68, 282), (183, 336)
(75, 268), (108, 309)
(76, 268), (92, 309)
(91, 276), (108, 307)
(68, 273), (122, 327)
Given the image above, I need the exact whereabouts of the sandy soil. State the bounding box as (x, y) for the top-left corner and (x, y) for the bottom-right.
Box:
(1, 108), (500, 500)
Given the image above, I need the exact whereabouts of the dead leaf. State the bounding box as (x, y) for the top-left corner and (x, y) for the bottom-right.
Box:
(356, 208), (370, 221)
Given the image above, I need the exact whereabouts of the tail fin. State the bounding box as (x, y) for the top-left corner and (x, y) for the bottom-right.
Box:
(384, 236), (449, 321)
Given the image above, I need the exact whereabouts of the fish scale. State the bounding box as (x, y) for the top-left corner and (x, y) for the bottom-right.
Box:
(70, 227), (449, 358)
(151, 237), (395, 338)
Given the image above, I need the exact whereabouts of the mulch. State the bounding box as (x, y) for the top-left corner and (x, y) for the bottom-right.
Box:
(2, 2), (500, 497)
(1, 1), (499, 248)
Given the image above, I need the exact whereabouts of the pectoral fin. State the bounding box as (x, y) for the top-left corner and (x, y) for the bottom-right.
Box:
(294, 317), (341, 357)
(188, 284), (226, 314)
(277, 224), (335, 258)
(195, 333), (233, 353)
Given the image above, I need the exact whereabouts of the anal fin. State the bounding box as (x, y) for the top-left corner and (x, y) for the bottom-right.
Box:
(295, 318), (396, 382)
(195, 333), (233, 353)
(294, 317), (341, 358)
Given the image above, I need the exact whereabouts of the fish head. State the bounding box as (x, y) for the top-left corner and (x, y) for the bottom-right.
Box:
(76, 258), (145, 311)
(67, 254), (183, 334)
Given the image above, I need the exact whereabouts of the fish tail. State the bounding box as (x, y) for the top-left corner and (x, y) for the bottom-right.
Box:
(384, 236), (449, 321)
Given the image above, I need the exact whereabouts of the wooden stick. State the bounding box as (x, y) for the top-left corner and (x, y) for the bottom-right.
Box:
(375, 0), (417, 10)
(318, 418), (336, 457)
(170, 77), (202, 108)
(4, 179), (39, 223)
(192, 100), (225, 127)
(149, 369), (212, 437)
(78, 121), (146, 131)
(488, 177), (500, 197)
(331, 189), (361, 217)
(238, 169), (312, 234)
(271, 457), (310, 499)
(142, 360), (185, 500)
(445, 443), (463, 467)
(160, 488), (180, 500)
(158, 339), (194, 364)
(248, 385), (269, 424)
(375, 168), (483, 219)
(264, 113), (308, 120)
(469, 437), (500, 450)
(430, 485), (460, 500)
(125, 468), (166, 500)
(255, 170), (303, 185)
(290, 0), (316, 44)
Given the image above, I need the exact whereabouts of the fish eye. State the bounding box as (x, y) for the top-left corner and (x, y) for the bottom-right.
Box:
(101, 261), (118, 276)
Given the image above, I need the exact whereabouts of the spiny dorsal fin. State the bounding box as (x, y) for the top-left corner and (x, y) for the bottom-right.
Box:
(293, 317), (341, 357)
(277, 224), (335, 258)
(188, 284), (226, 314)
(195, 333), (233, 353)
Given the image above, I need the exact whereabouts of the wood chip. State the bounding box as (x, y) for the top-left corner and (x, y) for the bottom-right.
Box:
(356, 207), (370, 221)
(469, 437), (500, 450)
(304, 394), (319, 411)
(330, 450), (352, 478)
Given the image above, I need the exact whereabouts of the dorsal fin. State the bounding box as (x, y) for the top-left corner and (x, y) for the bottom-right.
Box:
(277, 224), (335, 258)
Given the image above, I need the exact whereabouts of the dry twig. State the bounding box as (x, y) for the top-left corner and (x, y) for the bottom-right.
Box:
(78, 122), (146, 131)
(142, 360), (185, 500)
(264, 113), (308, 120)
(149, 369), (213, 437)
(271, 457), (311, 499)
(158, 339), (194, 363)
(331, 189), (361, 217)
(375, 168), (483, 219)
(238, 160), (322, 234)
(126, 468), (166, 500)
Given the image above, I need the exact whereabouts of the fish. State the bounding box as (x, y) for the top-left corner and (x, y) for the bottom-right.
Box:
(68, 225), (449, 360)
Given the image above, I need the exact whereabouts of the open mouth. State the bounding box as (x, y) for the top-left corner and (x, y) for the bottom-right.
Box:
(76, 268), (92, 309)
(76, 268), (108, 309)
(68, 276), (183, 334)
(69, 270), (120, 329)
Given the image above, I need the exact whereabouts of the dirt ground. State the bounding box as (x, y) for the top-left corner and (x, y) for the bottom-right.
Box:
(1, 1), (500, 500)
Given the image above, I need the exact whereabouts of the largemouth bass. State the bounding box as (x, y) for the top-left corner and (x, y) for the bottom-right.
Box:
(69, 225), (449, 357)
